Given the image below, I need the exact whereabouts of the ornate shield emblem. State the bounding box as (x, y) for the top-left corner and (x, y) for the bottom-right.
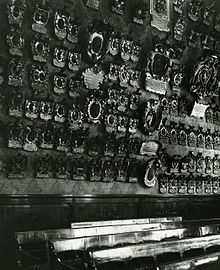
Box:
(39, 100), (53, 121)
(67, 20), (79, 44)
(141, 99), (161, 135)
(68, 78), (81, 98)
(31, 62), (48, 92)
(8, 121), (23, 148)
(188, 0), (202, 22)
(53, 73), (67, 95)
(54, 103), (66, 123)
(8, 56), (23, 86)
(53, 46), (67, 68)
(31, 35), (50, 62)
(7, 26), (24, 56)
(86, 20), (113, 63)
(23, 125), (38, 152)
(55, 126), (71, 152)
(7, 0), (26, 27)
(68, 104), (84, 129)
(32, 1), (50, 34)
(54, 11), (69, 40)
(25, 99), (39, 120)
(39, 123), (55, 150)
(8, 89), (23, 117)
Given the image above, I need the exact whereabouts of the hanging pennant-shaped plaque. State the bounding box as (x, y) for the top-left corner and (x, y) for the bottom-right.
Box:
(144, 158), (161, 187)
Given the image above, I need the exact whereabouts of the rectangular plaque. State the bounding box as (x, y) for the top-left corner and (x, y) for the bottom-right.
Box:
(8, 173), (23, 179)
(191, 102), (208, 118)
(86, 0), (100, 10)
(146, 78), (167, 95)
(150, 0), (170, 32)
(36, 173), (52, 178)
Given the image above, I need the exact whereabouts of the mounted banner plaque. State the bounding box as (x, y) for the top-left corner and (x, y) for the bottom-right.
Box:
(86, 0), (100, 10)
(150, 0), (171, 32)
(190, 102), (208, 118)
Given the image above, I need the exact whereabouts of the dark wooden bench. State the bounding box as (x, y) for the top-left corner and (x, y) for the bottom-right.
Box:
(15, 218), (220, 269)
(49, 224), (220, 270)
(14, 217), (182, 269)
(86, 234), (220, 270)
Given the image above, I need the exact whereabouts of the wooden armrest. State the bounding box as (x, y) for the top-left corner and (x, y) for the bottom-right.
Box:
(50, 241), (87, 270)
(56, 258), (82, 270)
(20, 249), (41, 262)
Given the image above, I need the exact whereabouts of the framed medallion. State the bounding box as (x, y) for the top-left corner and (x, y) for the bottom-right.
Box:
(86, 96), (104, 124)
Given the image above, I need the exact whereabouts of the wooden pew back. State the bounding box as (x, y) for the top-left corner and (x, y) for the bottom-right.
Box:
(70, 217), (183, 228)
(50, 224), (220, 254)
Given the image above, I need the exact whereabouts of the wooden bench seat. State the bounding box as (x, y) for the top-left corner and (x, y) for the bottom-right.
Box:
(88, 235), (220, 268)
(50, 224), (220, 254)
(158, 252), (220, 270)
